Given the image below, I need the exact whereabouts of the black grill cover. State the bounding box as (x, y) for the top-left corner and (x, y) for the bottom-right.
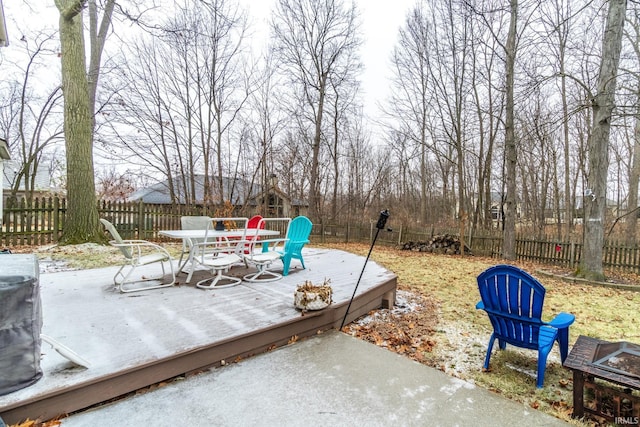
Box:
(0, 254), (42, 396)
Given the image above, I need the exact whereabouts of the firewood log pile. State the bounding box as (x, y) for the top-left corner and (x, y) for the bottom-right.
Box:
(400, 234), (472, 255)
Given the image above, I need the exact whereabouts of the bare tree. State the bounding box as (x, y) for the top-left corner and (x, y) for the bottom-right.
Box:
(53, 0), (115, 244)
(625, 83), (640, 241)
(100, 37), (187, 204)
(386, 5), (433, 224)
(539, 0), (577, 240)
(501, 0), (519, 260)
(623, 7), (640, 242)
(468, 0), (520, 256)
(343, 116), (377, 220)
(245, 50), (287, 215)
(55, 0), (102, 243)
(96, 168), (135, 201)
(194, 0), (251, 205)
(271, 0), (362, 221)
(327, 79), (359, 221)
(468, 6), (503, 234)
(0, 31), (64, 201)
(516, 93), (558, 237)
(87, 0), (115, 132)
(580, 0), (627, 280)
(425, 0), (473, 255)
(101, 0), (250, 207)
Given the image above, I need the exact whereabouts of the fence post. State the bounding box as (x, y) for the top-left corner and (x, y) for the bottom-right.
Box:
(398, 224), (402, 245)
(53, 197), (60, 242)
(137, 201), (144, 239)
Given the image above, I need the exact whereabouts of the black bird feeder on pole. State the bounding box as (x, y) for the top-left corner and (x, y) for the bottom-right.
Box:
(340, 209), (390, 330)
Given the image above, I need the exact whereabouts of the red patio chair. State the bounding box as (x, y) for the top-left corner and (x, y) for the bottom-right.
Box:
(242, 215), (264, 254)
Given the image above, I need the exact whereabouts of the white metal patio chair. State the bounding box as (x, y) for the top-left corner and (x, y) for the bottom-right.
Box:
(178, 216), (211, 273)
(191, 217), (249, 290)
(242, 217), (290, 283)
(100, 219), (176, 293)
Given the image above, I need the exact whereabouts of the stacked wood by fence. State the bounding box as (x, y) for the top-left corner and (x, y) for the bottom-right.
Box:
(400, 234), (472, 254)
(3, 197), (640, 274)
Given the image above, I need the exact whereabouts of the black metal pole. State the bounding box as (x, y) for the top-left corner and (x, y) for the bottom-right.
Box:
(340, 209), (389, 330)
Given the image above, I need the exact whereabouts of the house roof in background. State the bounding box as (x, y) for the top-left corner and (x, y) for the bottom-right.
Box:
(129, 175), (309, 207)
(127, 175), (260, 205)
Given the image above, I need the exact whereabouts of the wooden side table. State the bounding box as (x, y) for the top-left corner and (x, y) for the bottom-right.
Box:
(564, 335), (640, 423)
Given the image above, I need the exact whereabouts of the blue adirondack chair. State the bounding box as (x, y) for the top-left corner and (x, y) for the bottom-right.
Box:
(476, 264), (575, 388)
(279, 216), (313, 276)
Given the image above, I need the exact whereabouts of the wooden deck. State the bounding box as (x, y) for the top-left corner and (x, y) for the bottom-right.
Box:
(0, 248), (397, 424)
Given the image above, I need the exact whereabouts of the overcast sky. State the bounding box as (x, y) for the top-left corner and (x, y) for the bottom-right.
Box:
(349, 0), (415, 116)
(238, 0), (416, 119)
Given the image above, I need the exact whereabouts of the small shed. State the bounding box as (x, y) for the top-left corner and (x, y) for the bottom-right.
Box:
(246, 175), (308, 218)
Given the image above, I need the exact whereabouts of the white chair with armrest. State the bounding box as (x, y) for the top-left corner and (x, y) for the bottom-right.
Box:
(100, 218), (175, 293)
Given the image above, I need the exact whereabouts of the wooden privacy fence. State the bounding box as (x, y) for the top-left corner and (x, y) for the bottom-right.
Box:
(3, 197), (640, 274)
(0, 197), (65, 246)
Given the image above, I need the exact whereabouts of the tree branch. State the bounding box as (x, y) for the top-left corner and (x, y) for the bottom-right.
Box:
(56, 0), (87, 21)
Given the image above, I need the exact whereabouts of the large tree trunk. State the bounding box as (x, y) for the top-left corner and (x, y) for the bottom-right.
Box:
(502, 0), (518, 260)
(580, 0), (627, 280)
(56, 0), (104, 244)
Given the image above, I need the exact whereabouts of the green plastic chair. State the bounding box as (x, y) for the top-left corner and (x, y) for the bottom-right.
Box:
(279, 216), (312, 276)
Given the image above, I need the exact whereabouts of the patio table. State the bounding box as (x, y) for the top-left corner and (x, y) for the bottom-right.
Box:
(159, 228), (280, 282)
